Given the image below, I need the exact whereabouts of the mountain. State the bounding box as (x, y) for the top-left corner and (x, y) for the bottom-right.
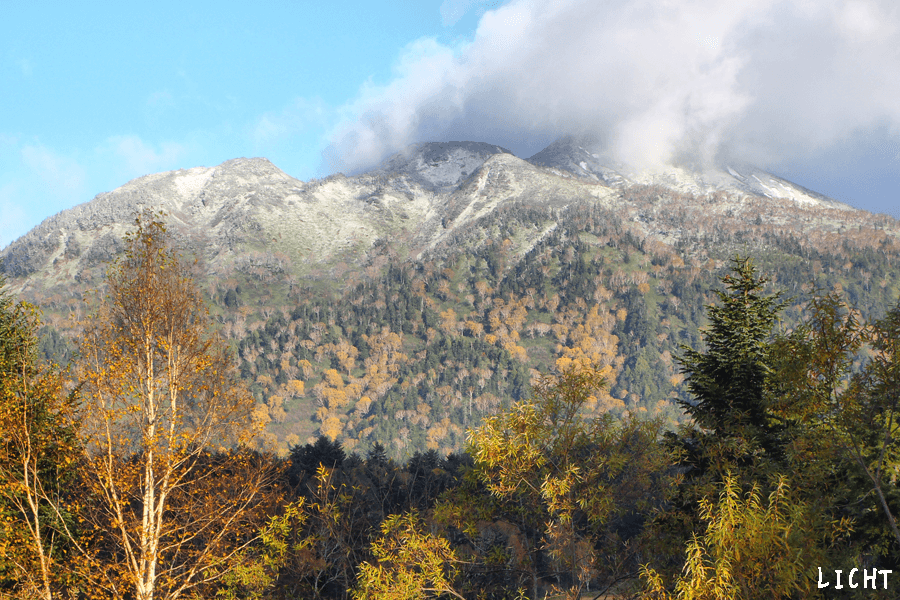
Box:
(0, 137), (871, 297)
(372, 141), (515, 192)
(2, 138), (899, 456)
(527, 135), (852, 210)
(0, 156), (428, 289)
(527, 136), (629, 186)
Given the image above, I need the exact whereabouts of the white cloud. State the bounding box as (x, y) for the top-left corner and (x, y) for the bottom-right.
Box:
(0, 144), (89, 248)
(325, 0), (900, 176)
(324, 37), (467, 171)
(0, 183), (28, 250)
(21, 144), (87, 199)
(97, 135), (186, 183)
(1, 136), (192, 247)
(251, 97), (330, 148)
(440, 0), (488, 26)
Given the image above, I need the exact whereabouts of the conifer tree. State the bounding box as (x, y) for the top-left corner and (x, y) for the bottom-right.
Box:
(674, 256), (785, 478)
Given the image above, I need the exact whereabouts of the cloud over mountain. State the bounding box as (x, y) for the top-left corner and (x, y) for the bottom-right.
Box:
(325, 0), (900, 176)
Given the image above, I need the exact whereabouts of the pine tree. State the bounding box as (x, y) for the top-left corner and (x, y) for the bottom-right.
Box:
(653, 258), (801, 588)
(674, 256), (786, 481)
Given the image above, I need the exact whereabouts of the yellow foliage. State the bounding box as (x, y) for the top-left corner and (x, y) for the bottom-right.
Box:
(0, 300), (77, 598)
(503, 342), (528, 362)
(439, 308), (458, 335)
(355, 396), (373, 416)
(287, 378), (306, 396)
(345, 381), (363, 401)
(597, 394), (626, 414)
(321, 416), (343, 441)
(352, 513), (462, 600)
(298, 359), (313, 379)
(463, 320), (484, 337)
(426, 425), (448, 450)
(252, 402), (272, 428)
(323, 387), (349, 410)
(506, 303), (529, 331)
(72, 214), (276, 599)
(556, 356), (574, 372)
(324, 368), (344, 388)
(488, 309), (504, 332)
(469, 366), (671, 593)
(642, 474), (831, 600)
(267, 395), (286, 423)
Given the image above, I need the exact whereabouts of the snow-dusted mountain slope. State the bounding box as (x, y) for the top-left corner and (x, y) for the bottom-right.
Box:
(0, 138), (889, 302)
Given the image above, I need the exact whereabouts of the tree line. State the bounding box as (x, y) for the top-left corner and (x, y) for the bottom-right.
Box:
(2, 212), (900, 599)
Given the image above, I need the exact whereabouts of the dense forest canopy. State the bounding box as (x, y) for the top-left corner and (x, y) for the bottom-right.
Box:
(214, 199), (900, 459)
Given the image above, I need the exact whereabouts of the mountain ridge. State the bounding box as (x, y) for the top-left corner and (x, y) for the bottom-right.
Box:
(0, 137), (890, 302)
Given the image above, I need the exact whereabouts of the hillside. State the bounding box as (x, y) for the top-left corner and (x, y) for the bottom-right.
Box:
(2, 138), (899, 457)
(233, 199), (900, 456)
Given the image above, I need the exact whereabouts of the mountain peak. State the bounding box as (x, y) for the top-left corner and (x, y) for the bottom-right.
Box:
(374, 141), (515, 191)
(213, 157), (288, 178)
(527, 136), (627, 186)
(525, 136), (854, 211)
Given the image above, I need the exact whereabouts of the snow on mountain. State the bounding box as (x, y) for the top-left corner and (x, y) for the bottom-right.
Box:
(0, 137), (887, 303)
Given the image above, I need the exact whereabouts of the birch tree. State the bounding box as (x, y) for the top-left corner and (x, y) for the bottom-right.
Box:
(0, 280), (78, 600)
(73, 213), (276, 600)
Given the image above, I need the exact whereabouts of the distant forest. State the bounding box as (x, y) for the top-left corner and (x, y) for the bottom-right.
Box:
(211, 196), (900, 459)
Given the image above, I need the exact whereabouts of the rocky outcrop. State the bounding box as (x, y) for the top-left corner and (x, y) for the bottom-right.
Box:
(527, 135), (628, 186)
(373, 141), (514, 192)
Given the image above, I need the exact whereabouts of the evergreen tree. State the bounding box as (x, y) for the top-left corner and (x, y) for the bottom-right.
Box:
(674, 256), (786, 479)
(287, 436), (346, 489)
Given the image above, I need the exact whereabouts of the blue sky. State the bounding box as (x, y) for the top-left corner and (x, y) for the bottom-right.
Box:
(2, 0), (898, 249)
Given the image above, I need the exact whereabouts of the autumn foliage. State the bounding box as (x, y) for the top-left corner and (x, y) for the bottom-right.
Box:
(3, 208), (900, 599)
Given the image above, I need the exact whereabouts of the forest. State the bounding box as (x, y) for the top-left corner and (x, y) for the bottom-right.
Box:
(223, 197), (900, 459)
(2, 210), (900, 599)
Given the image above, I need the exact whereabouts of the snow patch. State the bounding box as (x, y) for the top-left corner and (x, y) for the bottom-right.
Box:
(174, 167), (215, 199)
